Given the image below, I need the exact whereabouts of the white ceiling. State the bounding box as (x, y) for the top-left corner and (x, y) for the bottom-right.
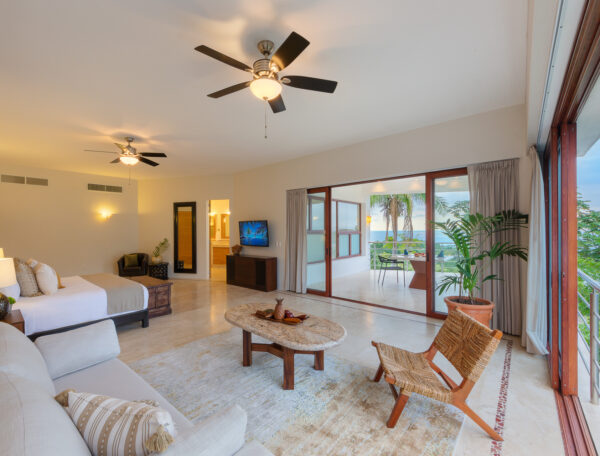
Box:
(0, 0), (527, 179)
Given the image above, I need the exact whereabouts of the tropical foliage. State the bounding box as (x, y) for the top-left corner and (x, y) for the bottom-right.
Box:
(369, 193), (446, 242)
(433, 211), (528, 303)
(577, 195), (600, 344)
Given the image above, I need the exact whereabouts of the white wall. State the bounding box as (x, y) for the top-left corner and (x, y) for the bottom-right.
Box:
(0, 165), (138, 276)
(232, 105), (530, 289)
(138, 175), (233, 279)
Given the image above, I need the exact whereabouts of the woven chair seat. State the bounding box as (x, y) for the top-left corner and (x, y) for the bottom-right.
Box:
(375, 342), (453, 403)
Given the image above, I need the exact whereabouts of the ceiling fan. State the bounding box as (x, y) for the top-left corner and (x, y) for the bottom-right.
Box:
(195, 31), (338, 113)
(84, 137), (167, 167)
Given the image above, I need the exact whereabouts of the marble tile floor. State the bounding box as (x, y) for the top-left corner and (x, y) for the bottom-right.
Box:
(331, 269), (427, 313)
(117, 279), (569, 455)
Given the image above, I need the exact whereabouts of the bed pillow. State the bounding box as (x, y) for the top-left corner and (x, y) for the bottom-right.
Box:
(0, 282), (19, 301)
(124, 253), (140, 268)
(33, 262), (59, 295)
(57, 390), (177, 455)
(29, 259), (65, 289)
(13, 258), (42, 297)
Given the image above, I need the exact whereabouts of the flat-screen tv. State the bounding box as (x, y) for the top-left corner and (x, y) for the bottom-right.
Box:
(239, 220), (269, 247)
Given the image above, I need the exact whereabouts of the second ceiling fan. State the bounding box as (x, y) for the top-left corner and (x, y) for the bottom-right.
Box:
(195, 31), (337, 113)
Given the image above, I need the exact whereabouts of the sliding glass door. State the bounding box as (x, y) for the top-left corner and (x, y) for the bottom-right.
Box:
(428, 172), (470, 316)
(304, 169), (469, 319)
(306, 188), (331, 294)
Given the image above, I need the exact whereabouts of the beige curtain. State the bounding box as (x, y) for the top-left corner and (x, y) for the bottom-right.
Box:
(468, 158), (522, 335)
(284, 189), (308, 293)
(522, 147), (548, 354)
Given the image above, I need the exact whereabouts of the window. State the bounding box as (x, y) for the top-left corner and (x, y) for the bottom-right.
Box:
(333, 200), (361, 259)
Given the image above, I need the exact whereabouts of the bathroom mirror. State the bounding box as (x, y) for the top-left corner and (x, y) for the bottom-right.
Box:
(173, 202), (196, 273)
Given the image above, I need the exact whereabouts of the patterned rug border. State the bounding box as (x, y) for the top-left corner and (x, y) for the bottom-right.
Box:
(490, 339), (513, 456)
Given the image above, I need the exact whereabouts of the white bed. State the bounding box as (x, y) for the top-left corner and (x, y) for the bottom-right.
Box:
(14, 276), (149, 336)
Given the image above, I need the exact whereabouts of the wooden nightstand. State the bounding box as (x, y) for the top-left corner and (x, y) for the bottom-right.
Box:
(148, 262), (169, 280)
(1, 309), (25, 333)
(129, 276), (172, 318)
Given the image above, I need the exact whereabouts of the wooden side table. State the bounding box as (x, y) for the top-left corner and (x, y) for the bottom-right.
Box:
(129, 276), (172, 318)
(1, 309), (25, 333)
(148, 262), (169, 280)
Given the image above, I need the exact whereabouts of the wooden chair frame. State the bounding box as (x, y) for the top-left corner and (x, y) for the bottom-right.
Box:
(372, 330), (503, 441)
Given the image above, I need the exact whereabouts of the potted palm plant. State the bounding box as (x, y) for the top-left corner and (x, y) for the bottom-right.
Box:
(433, 210), (528, 327)
(152, 238), (169, 264)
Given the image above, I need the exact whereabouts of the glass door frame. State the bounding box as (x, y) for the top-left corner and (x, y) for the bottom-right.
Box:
(426, 168), (469, 319)
(306, 187), (331, 296)
(306, 167), (468, 320)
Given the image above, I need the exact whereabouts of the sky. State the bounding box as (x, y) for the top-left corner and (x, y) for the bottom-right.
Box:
(577, 138), (600, 211)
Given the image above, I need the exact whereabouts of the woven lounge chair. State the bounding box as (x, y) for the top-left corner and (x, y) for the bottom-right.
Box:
(371, 309), (503, 440)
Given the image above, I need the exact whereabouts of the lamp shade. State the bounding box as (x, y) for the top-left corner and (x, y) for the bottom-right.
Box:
(0, 258), (17, 288)
(0, 248), (4, 258)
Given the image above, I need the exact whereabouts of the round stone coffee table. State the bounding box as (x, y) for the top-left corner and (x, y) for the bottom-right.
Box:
(225, 303), (347, 390)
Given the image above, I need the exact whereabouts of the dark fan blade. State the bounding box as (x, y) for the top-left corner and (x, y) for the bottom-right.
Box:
(271, 32), (309, 71)
(282, 76), (337, 93)
(140, 152), (167, 157)
(207, 81), (251, 98)
(268, 95), (286, 113)
(195, 45), (252, 72)
(110, 158), (120, 163)
(85, 149), (118, 154)
(139, 157), (159, 167)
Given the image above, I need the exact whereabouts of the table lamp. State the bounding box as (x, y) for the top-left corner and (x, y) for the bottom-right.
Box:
(0, 248), (4, 258)
(0, 258), (17, 318)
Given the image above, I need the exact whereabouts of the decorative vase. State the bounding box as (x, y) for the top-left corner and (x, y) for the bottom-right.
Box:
(0, 294), (10, 319)
(444, 296), (494, 328)
(273, 298), (285, 320)
(152, 255), (162, 264)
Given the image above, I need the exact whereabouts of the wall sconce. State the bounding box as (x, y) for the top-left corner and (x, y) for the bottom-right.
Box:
(366, 216), (372, 225)
(99, 210), (112, 220)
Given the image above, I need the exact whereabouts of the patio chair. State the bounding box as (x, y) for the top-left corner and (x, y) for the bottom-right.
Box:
(377, 255), (405, 286)
(371, 309), (503, 440)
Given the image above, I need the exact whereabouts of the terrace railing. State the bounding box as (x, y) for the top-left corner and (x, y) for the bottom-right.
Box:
(577, 269), (600, 405)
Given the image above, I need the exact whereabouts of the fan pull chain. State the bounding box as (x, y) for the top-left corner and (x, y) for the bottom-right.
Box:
(128, 167), (131, 185)
(264, 101), (268, 139)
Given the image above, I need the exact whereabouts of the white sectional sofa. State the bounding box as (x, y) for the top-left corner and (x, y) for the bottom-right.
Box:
(0, 320), (273, 456)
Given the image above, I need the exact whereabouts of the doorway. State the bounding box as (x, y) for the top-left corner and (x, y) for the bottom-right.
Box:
(209, 199), (230, 281)
(306, 168), (469, 317)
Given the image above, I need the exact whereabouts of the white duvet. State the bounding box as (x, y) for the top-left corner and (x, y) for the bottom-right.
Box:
(14, 276), (149, 336)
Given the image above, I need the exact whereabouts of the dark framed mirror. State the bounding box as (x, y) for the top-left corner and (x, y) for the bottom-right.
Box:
(173, 202), (197, 273)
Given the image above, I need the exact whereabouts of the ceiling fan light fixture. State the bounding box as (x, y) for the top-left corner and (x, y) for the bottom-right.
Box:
(119, 155), (139, 166)
(250, 77), (282, 100)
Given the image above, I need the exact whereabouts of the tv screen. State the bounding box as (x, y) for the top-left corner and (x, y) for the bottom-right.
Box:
(239, 220), (269, 247)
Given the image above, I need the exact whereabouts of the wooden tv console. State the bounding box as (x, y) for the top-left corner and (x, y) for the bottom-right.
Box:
(226, 255), (277, 292)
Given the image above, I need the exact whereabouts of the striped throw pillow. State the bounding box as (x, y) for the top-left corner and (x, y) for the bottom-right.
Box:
(58, 390), (176, 455)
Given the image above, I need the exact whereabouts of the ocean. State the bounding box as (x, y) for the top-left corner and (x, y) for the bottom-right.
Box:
(369, 230), (452, 244)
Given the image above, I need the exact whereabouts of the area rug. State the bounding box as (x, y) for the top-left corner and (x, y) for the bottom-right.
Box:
(130, 330), (463, 455)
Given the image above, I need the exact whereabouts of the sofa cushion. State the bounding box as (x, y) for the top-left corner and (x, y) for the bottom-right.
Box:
(36, 320), (120, 379)
(0, 322), (55, 395)
(124, 253), (140, 268)
(62, 391), (176, 456)
(54, 358), (192, 430)
(162, 405), (247, 456)
(0, 371), (91, 456)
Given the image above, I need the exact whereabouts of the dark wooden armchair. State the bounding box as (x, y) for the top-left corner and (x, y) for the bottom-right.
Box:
(372, 309), (503, 440)
(117, 253), (149, 277)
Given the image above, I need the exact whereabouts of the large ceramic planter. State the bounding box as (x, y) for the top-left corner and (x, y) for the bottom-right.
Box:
(444, 296), (494, 328)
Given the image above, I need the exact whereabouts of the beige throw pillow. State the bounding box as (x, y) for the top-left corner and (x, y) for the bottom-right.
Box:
(57, 390), (176, 455)
(13, 258), (42, 297)
(33, 262), (59, 295)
